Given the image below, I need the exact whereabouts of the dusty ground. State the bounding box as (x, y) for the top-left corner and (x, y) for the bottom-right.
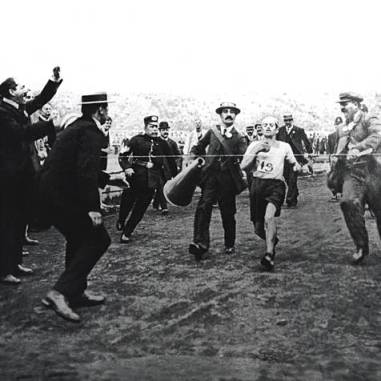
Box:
(1, 173), (381, 381)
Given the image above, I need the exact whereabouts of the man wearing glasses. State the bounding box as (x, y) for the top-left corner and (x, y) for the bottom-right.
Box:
(241, 116), (301, 271)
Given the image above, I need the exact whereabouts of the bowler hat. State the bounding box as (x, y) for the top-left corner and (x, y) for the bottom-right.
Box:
(79, 92), (113, 105)
(337, 92), (364, 104)
(144, 115), (159, 125)
(215, 102), (241, 115)
(159, 121), (170, 130)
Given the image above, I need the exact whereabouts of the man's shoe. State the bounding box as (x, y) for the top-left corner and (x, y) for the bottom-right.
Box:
(352, 248), (368, 265)
(260, 253), (275, 271)
(69, 291), (105, 308)
(161, 209), (169, 216)
(0, 274), (21, 285)
(285, 204), (297, 209)
(120, 234), (130, 243)
(24, 236), (39, 246)
(189, 243), (208, 262)
(116, 220), (124, 231)
(225, 246), (235, 255)
(17, 264), (34, 275)
(42, 290), (80, 322)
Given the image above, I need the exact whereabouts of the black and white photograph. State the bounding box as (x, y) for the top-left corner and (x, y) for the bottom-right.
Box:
(1, 0), (381, 380)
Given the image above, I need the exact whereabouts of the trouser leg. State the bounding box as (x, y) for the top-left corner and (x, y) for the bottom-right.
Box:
(0, 188), (26, 276)
(218, 185), (236, 248)
(53, 212), (111, 298)
(118, 188), (135, 225)
(123, 188), (155, 236)
(193, 178), (217, 249)
(285, 164), (299, 206)
(157, 184), (167, 210)
(340, 174), (368, 254)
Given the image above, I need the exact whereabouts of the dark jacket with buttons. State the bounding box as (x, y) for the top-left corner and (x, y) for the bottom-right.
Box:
(119, 134), (177, 190)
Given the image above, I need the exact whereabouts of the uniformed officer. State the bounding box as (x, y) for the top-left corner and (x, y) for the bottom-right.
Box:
(118, 115), (177, 242)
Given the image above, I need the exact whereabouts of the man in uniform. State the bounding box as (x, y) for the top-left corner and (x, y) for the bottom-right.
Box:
(334, 92), (381, 264)
(152, 121), (180, 215)
(189, 102), (247, 260)
(118, 116), (177, 242)
(276, 113), (312, 208)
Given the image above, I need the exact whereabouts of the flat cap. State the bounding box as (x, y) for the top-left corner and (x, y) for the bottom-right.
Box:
(144, 115), (159, 125)
(337, 92), (363, 104)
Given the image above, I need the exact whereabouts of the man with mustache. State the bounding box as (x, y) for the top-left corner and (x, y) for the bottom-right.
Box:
(0, 68), (62, 284)
(333, 92), (381, 264)
(118, 116), (177, 242)
(188, 102), (247, 261)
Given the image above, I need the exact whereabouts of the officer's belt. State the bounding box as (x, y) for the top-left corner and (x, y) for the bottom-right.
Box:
(133, 159), (152, 168)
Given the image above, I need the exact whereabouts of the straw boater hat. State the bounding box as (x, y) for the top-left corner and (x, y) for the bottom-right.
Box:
(78, 92), (114, 104)
(215, 102), (241, 115)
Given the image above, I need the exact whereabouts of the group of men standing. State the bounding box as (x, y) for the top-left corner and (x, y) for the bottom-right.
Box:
(1, 66), (380, 323)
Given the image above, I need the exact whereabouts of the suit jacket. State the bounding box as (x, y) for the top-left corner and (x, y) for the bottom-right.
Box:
(161, 137), (180, 180)
(345, 112), (381, 153)
(0, 79), (61, 182)
(40, 116), (110, 214)
(191, 125), (247, 188)
(327, 131), (339, 155)
(119, 134), (177, 190)
(276, 125), (312, 164)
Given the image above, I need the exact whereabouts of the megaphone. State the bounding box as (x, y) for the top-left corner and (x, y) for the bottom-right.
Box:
(164, 157), (205, 207)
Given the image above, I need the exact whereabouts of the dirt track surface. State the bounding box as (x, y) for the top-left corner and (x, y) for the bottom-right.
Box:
(1, 174), (381, 381)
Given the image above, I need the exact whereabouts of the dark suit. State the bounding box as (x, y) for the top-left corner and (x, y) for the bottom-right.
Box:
(0, 79), (61, 277)
(327, 131), (339, 155)
(118, 134), (177, 237)
(39, 116), (111, 298)
(153, 137), (180, 210)
(191, 126), (247, 249)
(276, 125), (312, 206)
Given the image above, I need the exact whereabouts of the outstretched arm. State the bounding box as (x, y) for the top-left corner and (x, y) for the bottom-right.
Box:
(25, 66), (63, 115)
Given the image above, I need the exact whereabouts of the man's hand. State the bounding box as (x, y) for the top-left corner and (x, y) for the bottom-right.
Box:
(347, 148), (360, 160)
(48, 113), (60, 127)
(51, 66), (61, 82)
(88, 211), (102, 227)
(125, 168), (135, 177)
(108, 173), (130, 188)
(255, 141), (271, 154)
(303, 153), (309, 160)
(293, 162), (302, 172)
